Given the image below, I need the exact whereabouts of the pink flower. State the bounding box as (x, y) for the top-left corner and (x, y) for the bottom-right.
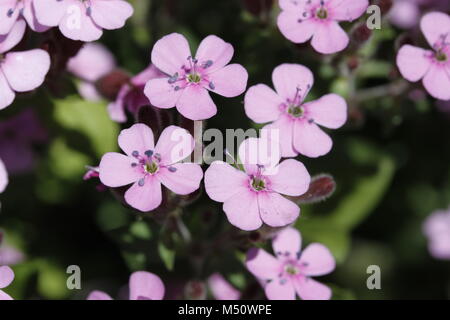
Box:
(204, 137), (310, 231)
(0, 158), (7, 194)
(397, 12), (450, 101)
(0, 266), (14, 300)
(144, 33), (248, 120)
(388, 0), (421, 29)
(99, 123), (203, 212)
(208, 273), (241, 300)
(0, 231), (25, 266)
(0, 20), (51, 110)
(246, 227), (335, 300)
(423, 209), (450, 260)
(33, 0), (134, 42)
(277, 0), (368, 54)
(88, 271), (165, 300)
(245, 64), (347, 158)
(0, 0), (49, 34)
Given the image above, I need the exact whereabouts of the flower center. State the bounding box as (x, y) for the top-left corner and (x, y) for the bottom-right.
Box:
(436, 50), (448, 62)
(288, 105), (305, 118)
(284, 263), (300, 276)
(251, 177), (266, 191)
(145, 161), (159, 174)
(187, 73), (201, 83)
(316, 7), (328, 20)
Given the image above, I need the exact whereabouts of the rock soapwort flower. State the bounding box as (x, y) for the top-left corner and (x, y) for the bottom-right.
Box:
(0, 266), (14, 300)
(423, 208), (450, 260)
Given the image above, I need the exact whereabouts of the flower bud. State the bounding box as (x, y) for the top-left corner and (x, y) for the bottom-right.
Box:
(293, 174), (336, 204)
(96, 69), (131, 101)
(352, 23), (372, 44)
(184, 281), (207, 300)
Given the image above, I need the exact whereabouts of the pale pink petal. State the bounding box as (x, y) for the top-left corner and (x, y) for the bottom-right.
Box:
(151, 33), (191, 75)
(90, 0), (133, 30)
(0, 72), (15, 111)
(279, 0), (305, 11)
(208, 273), (241, 300)
(293, 277), (332, 300)
(99, 152), (142, 187)
(0, 266), (14, 289)
(157, 163), (203, 195)
(0, 0), (19, 35)
(204, 161), (249, 202)
(245, 248), (281, 280)
(389, 0), (420, 29)
(129, 271), (165, 300)
(58, 3), (103, 42)
(428, 234), (450, 260)
(270, 159), (310, 197)
(207, 64), (248, 98)
(329, 0), (369, 22)
(258, 192), (300, 227)
(305, 94), (347, 129)
(124, 175), (162, 212)
(0, 290), (13, 300)
(144, 78), (183, 109)
(0, 20), (26, 54)
(262, 116), (297, 157)
(277, 11), (317, 44)
(311, 21), (349, 54)
(272, 227), (302, 259)
(154, 126), (194, 165)
(293, 121), (332, 158)
(272, 64), (314, 102)
(132, 64), (165, 86)
(2, 49), (50, 92)
(33, 0), (70, 26)
(79, 82), (103, 102)
(423, 63), (450, 101)
(195, 35), (234, 73)
(238, 137), (281, 175)
(396, 45), (432, 82)
(265, 279), (296, 300)
(87, 290), (113, 300)
(118, 123), (155, 157)
(223, 190), (262, 231)
(176, 85), (217, 120)
(22, 0), (50, 32)
(299, 243), (336, 276)
(244, 84), (283, 123)
(107, 100), (127, 123)
(420, 12), (450, 48)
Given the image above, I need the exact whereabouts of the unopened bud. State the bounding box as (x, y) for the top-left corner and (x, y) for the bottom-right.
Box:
(293, 174), (336, 204)
(352, 23), (372, 44)
(96, 69), (131, 101)
(184, 281), (207, 300)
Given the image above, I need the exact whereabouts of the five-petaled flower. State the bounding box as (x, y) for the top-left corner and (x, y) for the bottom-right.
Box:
(99, 123), (203, 212)
(397, 12), (450, 101)
(144, 33), (248, 120)
(0, 266), (15, 300)
(277, 0), (369, 54)
(204, 137), (311, 231)
(245, 64), (347, 158)
(246, 227), (335, 300)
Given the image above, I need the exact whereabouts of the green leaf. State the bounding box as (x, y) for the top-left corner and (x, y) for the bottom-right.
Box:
(158, 242), (176, 271)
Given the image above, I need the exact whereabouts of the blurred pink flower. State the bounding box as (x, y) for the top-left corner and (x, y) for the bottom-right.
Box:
(245, 64), (347, 158)
(144, 33), (248, 120)
(246, 227), (335, 300)
(423, 209), (450, 260)
(0, 231), (25, 266)
(88, 271), (165, 300)
(204, 137), (310, 231)
(99, 124), (203, 212)
(0, 265), (14, 300)
(0, 158), (7, 194)
(389, 0), (421, 29)
(208, 273), (241, 300)
(277, 0), (368, 54)
(397, 12), (450, 101)
(33, 0), (133, 42)
(0, 0), (49, 34)
(0, 20), (50, 110)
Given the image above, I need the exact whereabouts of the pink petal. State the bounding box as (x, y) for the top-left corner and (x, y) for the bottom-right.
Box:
(176, 85), (217, 120)
(272, 64), (314, 102)
(144, 78), (183, 109)
(293, 277), (332, 300)
(420, 12), (450, 48)
(132, 64), (165, 86)
(277, 10), (317, 44)
(265, 279), (296, 300)
(238, 137), (281, 175)
(124, 175), (162, 212)
(87, 290), (113, 300)
(0, 158), (8, 193)
(0, 266), (14, 289)
(0, 20), (26, 54)
(223, 189), (262, 231)
(305, 94), (347, 129)
(79, 82), (103, 102)
(90, 0), (134, 30)
(270, 159), (310, 196)
(195, 35), (234, 73)
(245, 248), (280, 280)
(99, 152), (142, 187)
(151, 33), (191, 75)
(272, 227), (302, 259)
(129, 271), (165, 300)
(204, 161), (249, 202)
(311, 21), (349, 54)
(157, 163), (203, 195)
(329, 0), (369, 22)
(299, 243), (336, 276)
(0, 71), (15, 111)
(107, 100), (127, 123)
(58, 3), (103, 42)
(293, 121), (332, 158)
(0, 290), (13, 300)
(244, 84), (283, 123)
(0, 0), (19, 35)
(33, 0), (69, 26)
(428, 234), (450, 260)
(388, 0), (420, 29)
(2, 49), (50, 92)
(423, 63), (450, 101)
(154, 125), (194, 165)
(279, 0), (305, 11)
(21, 0), (50, 33)
(257, 192), (300, 228)
(207, 64), (248, 98)
(208, 273), (241, 300)
(118, 123), (155, 157)
(396, 45), (432, 82)
(262, 116), (297, 157)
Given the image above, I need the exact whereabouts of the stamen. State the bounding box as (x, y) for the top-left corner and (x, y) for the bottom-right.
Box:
(203, 60), (213, 68)
(168, 73), (179, 84)
(131, 163), (137, 167)
(168, 166), (177, 173)
(145, 150), (154, 157)
(132, 151), (139, 157)
(209, 82), (215, 90)
(138, 178), (145, 186)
